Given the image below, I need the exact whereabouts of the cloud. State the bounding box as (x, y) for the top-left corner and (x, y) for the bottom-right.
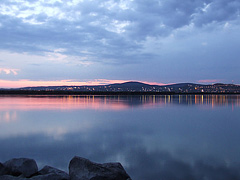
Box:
(192, 0), (240, 27)
(0, 0), (240, 84)
(0, 0), (239, 64)
(0, 68), (19, 75)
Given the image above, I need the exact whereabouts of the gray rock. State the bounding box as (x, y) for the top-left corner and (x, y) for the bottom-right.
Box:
(69, 156), (131, 180)
(30, 166), (69, 180)
(30, 173), (68, 180)
(4, 158), (38, 178)
(0, 175), (27, 180)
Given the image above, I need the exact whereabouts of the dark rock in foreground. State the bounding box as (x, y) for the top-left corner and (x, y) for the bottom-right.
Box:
(3, 158), (38, 178)
(0, 163), (9, 176)
(0, 157), (131, 180)
(0, 175), (26, 180)
(69, 156), (131, 180)
(31, 166), (69, 180)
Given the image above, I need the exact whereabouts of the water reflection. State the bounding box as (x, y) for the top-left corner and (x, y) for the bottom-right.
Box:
(0, 95), (240, 180)
(0, 111), (17, 123)
(0, 95), (239, 111)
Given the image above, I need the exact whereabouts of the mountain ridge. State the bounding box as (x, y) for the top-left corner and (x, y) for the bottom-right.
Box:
(16, 81), (240, 93)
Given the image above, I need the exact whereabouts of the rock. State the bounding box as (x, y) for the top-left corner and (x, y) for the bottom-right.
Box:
(0, 175), (27, 180)
(4, 158), (38, 178)
(0, 162), (9, 176)
(69, 156), (131, 180)
(30, 173), (68, 180)
(1, 157), (132, 180)
(30, 166), (69, 180)
(38, 165), (69, 178)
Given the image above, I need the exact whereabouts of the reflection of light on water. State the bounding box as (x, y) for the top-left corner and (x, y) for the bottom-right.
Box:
(46, 127), (67, 141)
(0, 95), (239, 112)
(0, 96), (130, 111)
(143, 95), (240, 109)
(0, 111), (17, 123)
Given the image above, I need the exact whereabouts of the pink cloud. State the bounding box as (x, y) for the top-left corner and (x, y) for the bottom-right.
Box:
(0, 68), (19, 75)
(141, 81), (167, 86)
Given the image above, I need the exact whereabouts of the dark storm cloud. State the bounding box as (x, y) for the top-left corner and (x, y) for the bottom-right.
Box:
(127, 0), (199, 38)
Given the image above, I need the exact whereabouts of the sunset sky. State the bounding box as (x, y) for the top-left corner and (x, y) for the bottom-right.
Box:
(0, 0), (240, 88)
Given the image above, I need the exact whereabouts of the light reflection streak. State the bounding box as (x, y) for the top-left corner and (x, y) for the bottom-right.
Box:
(0, 95), (239, 113)
(0, 96), (130, 111)
(0, 111), (17, 123)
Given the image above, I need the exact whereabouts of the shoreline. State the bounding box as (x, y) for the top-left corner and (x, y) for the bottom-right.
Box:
(0, 90), (240, 95)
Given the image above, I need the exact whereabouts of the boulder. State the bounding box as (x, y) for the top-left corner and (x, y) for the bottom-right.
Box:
(4, 158), (38, 178)
(30, 173), (68, 180)
(69, 156), (131, 180)
(0, 162), (9, 176)
(0, 175), (27, 180)
(30, 166), (69, 180)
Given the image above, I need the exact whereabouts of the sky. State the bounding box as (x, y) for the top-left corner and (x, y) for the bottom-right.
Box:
(0, 0), (240, 88)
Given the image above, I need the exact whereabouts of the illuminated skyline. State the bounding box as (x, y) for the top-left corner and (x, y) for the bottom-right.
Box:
(0, 0), (240, 88)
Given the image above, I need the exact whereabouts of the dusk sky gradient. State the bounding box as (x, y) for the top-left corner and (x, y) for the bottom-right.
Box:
(0, 0), (240, 88)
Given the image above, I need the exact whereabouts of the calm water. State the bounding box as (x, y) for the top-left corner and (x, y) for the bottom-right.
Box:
(0, 95), (240, 180)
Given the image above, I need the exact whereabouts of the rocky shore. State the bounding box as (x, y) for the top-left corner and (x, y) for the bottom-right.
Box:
(0, 156), (132, 180)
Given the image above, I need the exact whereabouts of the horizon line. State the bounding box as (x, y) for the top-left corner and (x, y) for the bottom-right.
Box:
(0, 79), (238, 89)
(0, 79), (167, 89)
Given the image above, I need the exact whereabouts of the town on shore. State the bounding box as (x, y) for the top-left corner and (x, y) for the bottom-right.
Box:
(1, 81), (240, 95)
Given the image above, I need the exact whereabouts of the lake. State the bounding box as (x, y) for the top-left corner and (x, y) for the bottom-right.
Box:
(0, 95), (240, 180)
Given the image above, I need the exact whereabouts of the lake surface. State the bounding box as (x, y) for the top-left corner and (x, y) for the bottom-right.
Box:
(0, 95), (240, 180)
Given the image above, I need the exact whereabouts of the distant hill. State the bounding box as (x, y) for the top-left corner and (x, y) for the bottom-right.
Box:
(110, 81), (151, 87)
(16, 81), (240, 93)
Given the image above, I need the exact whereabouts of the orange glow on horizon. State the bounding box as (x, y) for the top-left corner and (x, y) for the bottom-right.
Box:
(0, 79), (167, 88)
